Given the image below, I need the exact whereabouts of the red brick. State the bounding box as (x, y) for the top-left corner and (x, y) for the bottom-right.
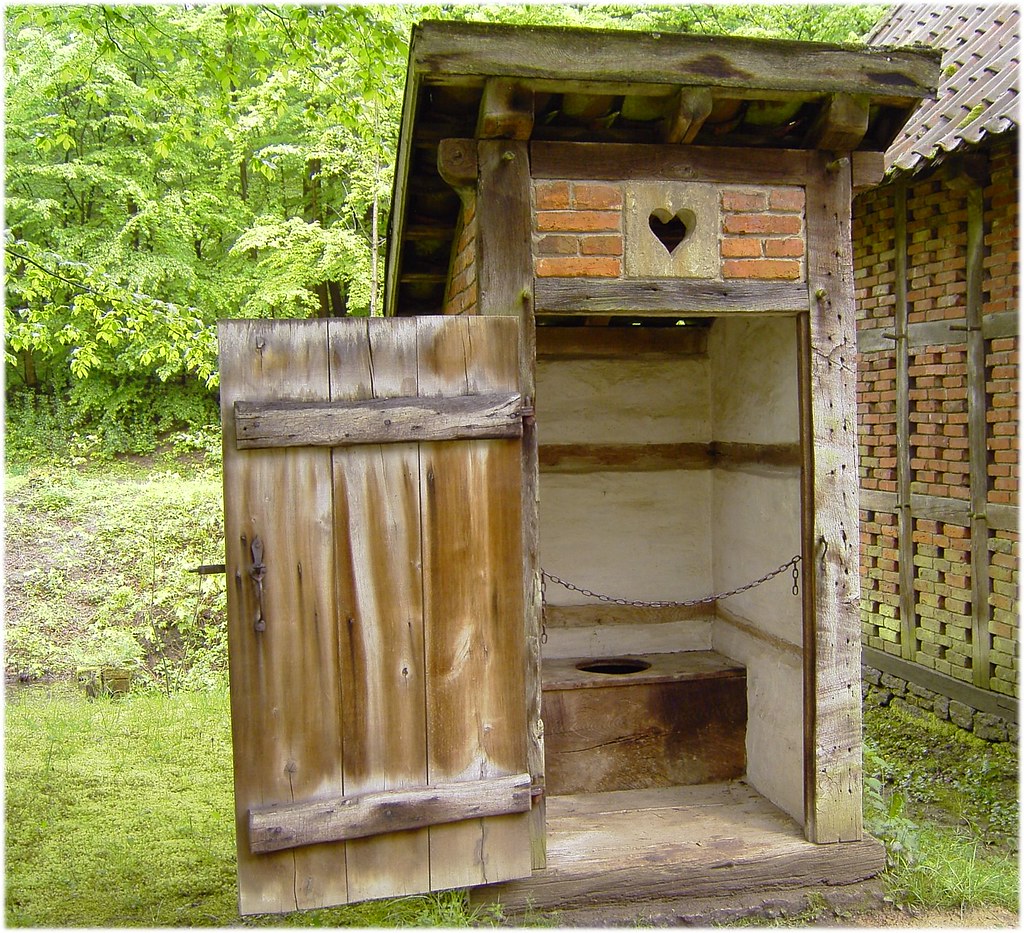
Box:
(535, 182), (570, 210)
(572, 183), (622, 211)
(764, 237), (805, 258)
(722, 214), (803, 236)
(579, 234), (623, 256)
(769, 188), (805, 212)
(535, 256), (621, 277)
(722, 258), (802, 280)
(536, 210), (620, 233)
(721, 190), (767, 212)
(721, 237), (763, 258)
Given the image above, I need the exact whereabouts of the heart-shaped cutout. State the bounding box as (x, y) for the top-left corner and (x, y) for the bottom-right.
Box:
(648, 208), (696, 254)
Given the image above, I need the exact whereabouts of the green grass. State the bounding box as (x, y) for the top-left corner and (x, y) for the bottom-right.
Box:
(5, 460), (228, 689)
(5, 458), (1018, 925)
(863, 703), (1019, 913)
(4, 684), (504, 927)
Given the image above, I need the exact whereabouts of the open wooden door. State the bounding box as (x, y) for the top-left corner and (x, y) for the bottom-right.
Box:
(219, 315), (536, 914)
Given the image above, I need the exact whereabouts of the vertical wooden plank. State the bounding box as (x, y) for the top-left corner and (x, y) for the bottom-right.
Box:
(330, 317), (430, 900)
(477, 139), (532, 318)
(804, 155), (863, 844)
(893, 182), (916, 662)
(796, 311), (816, 835)
(965, 177), (991, 689)
(417, 315), (532, 890)
(219, 320), (348, 914)
(476, 136), (545, 867)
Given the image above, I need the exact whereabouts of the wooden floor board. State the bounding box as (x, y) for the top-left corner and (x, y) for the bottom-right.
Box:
(473, 782), (885, 914)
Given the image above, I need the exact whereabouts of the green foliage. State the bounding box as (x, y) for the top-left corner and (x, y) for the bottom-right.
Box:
(5, 4), (887, 460)
(863, 706), (1019, 913)
(5, 462), (228, 689)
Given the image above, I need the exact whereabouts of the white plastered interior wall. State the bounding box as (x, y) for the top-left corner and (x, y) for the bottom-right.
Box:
(708, 315), (803, 825)
(535, 316), (803, 826)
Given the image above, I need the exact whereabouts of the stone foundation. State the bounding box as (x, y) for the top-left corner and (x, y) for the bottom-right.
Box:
(862, 663), (1018, 743)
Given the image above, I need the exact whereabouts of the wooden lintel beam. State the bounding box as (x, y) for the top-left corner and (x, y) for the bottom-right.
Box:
(806, 93), (870, 151)
(663, 87), (713, 144)
(535, 277), (809, 315)
(477, 77), (535, 140)
(437, 137), (478, 190)
(234, 392), (522, 449)
(536, 325), (708, 360)
(249, 773), (533, 854)
(531, 140), (814, 186)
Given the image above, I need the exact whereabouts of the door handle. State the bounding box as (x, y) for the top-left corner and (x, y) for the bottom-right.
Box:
(249, 536), (267, 632)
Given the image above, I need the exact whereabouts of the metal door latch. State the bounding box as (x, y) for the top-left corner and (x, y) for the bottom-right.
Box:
(249, 536), (267, 632)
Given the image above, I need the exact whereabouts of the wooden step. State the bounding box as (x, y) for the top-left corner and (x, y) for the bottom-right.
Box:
(541, 650), (746, 795)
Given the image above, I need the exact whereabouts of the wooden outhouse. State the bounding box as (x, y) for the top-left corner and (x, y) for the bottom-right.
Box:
(218, 22), (940, 921)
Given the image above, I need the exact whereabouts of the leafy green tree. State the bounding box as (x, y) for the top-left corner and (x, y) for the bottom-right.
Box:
(5, 4), (884, 457)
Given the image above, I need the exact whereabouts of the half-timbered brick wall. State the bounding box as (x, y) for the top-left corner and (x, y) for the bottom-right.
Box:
(854, 134), (1019, 714)
(532, 180), (806, 282)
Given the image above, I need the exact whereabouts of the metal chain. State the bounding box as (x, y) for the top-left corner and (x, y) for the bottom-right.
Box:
(541, 554), (802, 610)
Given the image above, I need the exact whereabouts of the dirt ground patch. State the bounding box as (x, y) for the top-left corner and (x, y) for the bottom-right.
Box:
(835, 904), (1018, 927)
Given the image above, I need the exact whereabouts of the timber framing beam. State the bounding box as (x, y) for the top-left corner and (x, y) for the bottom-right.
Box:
(536, 325), (709, 360)
(805, 93), (870, 150)
(859, 489), (1018, 535)
(249, 773), (533, 853)
(857, 308), (1018, 353)
(803, 153), (863, 845)
(535, 279), (809, 316)
(409, 20), (940, 102)
(474, 135), (547, 871)
(663, 87), (713, 144)
(863, 647), (1017, 723)
(531, 141), (815, 186)
(537, 442), (801, 474)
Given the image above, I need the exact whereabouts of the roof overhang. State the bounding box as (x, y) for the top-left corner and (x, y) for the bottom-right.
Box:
(385, 20), (942, 317)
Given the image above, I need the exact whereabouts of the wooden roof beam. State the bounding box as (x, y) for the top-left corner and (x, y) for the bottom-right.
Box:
(805, 93), (871, 150)
(663, 87), (714, 144)
(477, 77), (535, 140)
(411, 20), (941, 103)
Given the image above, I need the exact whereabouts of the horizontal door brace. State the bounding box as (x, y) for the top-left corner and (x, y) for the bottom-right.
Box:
(234, 392), (523, 449)
(249, 772), (533, 853)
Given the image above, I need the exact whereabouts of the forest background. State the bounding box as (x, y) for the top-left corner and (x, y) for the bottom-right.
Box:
(5, 3), (885, 459)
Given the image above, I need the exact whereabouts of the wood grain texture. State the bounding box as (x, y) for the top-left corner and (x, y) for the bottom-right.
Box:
(477, 78), (535, 139)
(965, 179), (991, 690)
(536, 325), (708, 360)
(475, 134), (546, 868)
(249, 773), (533, 853)
(219, 319), (347, 914)
(330, 316), (429, 901)
(531, 141), (815, 185)
(221, 315), (534, 910)
(234, 392), (523, 448)
(804, 154), (863, 844)
(416, 315), (533, 889)
(544, 674), (746, 795)
(472, 782), (886, 913)
(893, 182), (916, 663)
(412, 20), (939, 100)
(805, 93), (870, 150)
(535, 277), (809, 316)
(540, 443), (713, 473)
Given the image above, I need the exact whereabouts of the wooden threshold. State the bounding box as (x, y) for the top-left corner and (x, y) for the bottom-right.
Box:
(472, 782), (885, 917)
